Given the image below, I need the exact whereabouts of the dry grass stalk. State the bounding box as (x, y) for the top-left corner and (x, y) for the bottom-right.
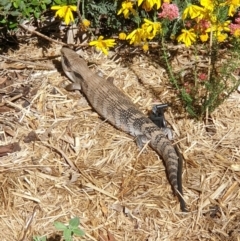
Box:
(0, 44), (239, 241)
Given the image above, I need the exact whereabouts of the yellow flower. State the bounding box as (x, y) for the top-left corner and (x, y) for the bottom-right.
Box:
(221, 0), (240, 16)
(126, 28), (144, 44)
(200, 33), (209, 42)
(208, 13), (217, 24)
(177, 29), (197, 47)
(89, 36), (116, 55)
(170, 34), (176, 40)
(218, 20), (231, 32)
(182, 4), (205, 20)
(142, 18), (161, 40)
(127, 19), (161, 45)
(200, 0), (215, 12)
(216, 32), (228, 42)
(206, 21), (230, 33)
(119, 32), (127, 40)
(117, 1), (136, 18)
(233, 29), (240, 37)
(142, 43), (149, 52)
(138, 0), (161, 11)
(51, 5), (77, 25)
(82, 19), (90, 28)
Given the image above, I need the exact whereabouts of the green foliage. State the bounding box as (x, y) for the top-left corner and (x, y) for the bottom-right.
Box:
(54, 217), (84, 241)
(53, 0), (76, 5)
(161, 0), (186, 38)
(0, 0), (51, 29)
(157, 0), (240, 119)
(215, 5), (229, 23)
(32, 217), (84, 241)
(162, 40), (240, 119)
(82, 0), (123, 35)
(33, 236), (47, 241)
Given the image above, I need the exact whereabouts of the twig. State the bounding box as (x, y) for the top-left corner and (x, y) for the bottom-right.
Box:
(0, 54), (55, 70)
(0, 94), (23, 107)
(19, 24), (87, 47)
(19, 23), (66, 45)
(0, 142), (21, 157)
(42, 141), (79, 172)
(77, 0), (83, 23)
(205, 30), (213, 124)
(76, 0), (95, 38)
(19, 205), (40, 241)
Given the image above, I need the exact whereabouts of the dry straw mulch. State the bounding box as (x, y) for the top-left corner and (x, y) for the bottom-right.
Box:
(0, 44), (240, 241)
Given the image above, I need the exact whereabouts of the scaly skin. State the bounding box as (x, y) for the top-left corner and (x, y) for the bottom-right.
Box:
(61, 47), (186, 210)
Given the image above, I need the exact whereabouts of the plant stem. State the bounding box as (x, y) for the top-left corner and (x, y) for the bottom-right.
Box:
(161, 38), (179, 90)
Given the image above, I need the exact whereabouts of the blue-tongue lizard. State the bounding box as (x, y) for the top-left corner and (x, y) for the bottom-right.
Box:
(60, 47), (186, 211)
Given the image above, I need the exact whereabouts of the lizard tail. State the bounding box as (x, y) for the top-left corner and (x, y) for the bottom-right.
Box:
(152, 133), (179, 192)
(145, 128), (187, 211)
(151, 133), (188, 211)
(138, 120), (179, 193)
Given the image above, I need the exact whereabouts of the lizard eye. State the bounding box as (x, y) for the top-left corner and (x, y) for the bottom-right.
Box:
(73, 71), (84, 81)
(62, 56), (71, 68)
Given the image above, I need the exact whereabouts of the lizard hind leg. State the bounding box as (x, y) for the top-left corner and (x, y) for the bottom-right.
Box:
(66, 83), (82, 91)
(161, 127), (173, 140)
(135, 135), (150, 151)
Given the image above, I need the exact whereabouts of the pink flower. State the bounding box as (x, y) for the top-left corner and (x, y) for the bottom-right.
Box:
(230, 23), (240, 37)
(198, 73), (208, 81)
(185, 20), (193, 28)
(234, 11), (240, 23)
(194, 19), (211, 35)
(198, 19), (211, 31)
(158, 3), (179, 21)
(235, 17), (240, 24)
(183, 82), (191, 93)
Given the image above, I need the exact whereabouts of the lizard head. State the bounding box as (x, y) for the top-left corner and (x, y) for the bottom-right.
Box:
(61, 47), (85, 90)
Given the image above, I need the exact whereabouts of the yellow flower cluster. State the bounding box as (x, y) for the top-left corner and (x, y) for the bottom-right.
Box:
(50, 5), (116, 55)
(50, 0), (240, 53)
(126, 19), (161, 51)
(138, 0), (161, 12)
(177, 0), (240, 46)
(118, 0), (162, 18)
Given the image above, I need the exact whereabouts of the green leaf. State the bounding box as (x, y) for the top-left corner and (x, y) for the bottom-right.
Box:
(0, 19), (7, 23)
(44, 0), (51, 4)
(54, 221), (67, 231)
(34, 11), (40, 18)
(10, 11), (20, 16)
(13, 1), (19, 8)
(72, 228), (84, 236)
(25, 7), (32, 16)
(63, 229), (72, 240)
(32, 236), (47, 241)
(69, 217), (79, 229)
(17, 0), (25, 9)
(41, 4), (46, 10)
(0, 0), (10, 6)
(53, 0), (62, 5)
(19, 1), (25, 10)
(9, 22), (18, 28)
(31, 0), (39, 5)
(4, 2), (12, 11)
